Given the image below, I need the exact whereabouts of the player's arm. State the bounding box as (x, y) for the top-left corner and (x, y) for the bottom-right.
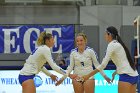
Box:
(41, 66), (58, 81)
(90, 50), (110, 83)
(83, 46), (114, 82)
(43, 48), (67, 77)
(90, 50), (107, 77)
(58, 52), (75, 79)
(41, 66), (52, 76)
(97, 44), (114, 71)
(111, 70), (117, 82)
(55, 52), (75, 86)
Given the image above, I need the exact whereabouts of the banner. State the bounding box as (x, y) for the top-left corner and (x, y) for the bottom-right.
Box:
(0, 25), (75, 53)
(0, 70), (118, 93)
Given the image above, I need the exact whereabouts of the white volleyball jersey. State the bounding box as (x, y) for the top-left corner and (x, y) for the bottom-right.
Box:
(97, 40), (138, 76)
(20, 45), (66, 76)
(66, 46), (105, 77)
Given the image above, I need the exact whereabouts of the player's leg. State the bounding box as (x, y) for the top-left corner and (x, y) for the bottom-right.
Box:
(118, 74), (138, 93)
(83, 79), (95, 93)
(130, 84), (137, 93)
(130, 75), (138, 93)
(72, 79), (84, 93)
(18, 74), (36, 93)
(118, 81), (131, 93)
(22, 79), (36, 93)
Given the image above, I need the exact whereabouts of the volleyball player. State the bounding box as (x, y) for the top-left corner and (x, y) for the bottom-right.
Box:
(56, 33), (111, 93)
(18, 32), (67, 93)
(82, 26), (139, 93)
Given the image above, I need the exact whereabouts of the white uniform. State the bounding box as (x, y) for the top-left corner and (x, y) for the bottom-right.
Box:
(20, 45), (66, 76)
(97, 40), (138, 76)
(66, 46), (105, 78)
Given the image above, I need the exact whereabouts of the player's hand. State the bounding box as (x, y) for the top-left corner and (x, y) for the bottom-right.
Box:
(82, 74), (90, 82)
(111, 72), (116, 82)
(75, 76), (84, 83)
(50, 74), (58, 82)
(55, 78), (64, 86)
(104, 75), (111, 84)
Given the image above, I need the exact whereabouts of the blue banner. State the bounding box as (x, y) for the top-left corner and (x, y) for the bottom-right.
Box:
(0, 25), (74, 53)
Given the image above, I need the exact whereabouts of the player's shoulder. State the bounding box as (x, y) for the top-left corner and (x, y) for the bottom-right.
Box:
(86, 46), (95, 52)
(70, 48), (78, 54)
(38, 45), (50, 51)
(86, 46), (98, 56)
(108, 40), (120, 48)
(86, 46), (98, 58)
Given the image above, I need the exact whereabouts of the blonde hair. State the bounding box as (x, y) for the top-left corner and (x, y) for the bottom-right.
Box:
(37, 32), (52, 46)
(77, 33), (87, 43)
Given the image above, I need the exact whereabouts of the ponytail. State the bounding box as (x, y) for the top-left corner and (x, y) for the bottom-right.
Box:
(117, 35), (136, 70)
(37, 32), (52, 46)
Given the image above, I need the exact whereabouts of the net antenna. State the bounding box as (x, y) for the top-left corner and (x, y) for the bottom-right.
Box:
(134, 16), (140, 58)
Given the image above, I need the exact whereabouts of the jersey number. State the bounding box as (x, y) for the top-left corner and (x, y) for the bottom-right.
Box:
(80, 62), (84, 66)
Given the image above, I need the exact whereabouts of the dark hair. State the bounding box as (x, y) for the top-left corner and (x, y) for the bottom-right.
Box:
(106, 26), (136, 71)
(37, 32), (52, 46)
(43, 33), (52, 44)
(59, 59), (66, 66)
